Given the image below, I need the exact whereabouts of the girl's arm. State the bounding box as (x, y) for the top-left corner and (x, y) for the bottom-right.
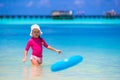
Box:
(47, 46), (62, 54)
(41, 38), (61, 53)
(22, 50), (28, 63)
(23, 40), (31, 63)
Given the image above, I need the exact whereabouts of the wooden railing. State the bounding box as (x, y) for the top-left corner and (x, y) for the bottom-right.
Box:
(0, 15), (120, 19)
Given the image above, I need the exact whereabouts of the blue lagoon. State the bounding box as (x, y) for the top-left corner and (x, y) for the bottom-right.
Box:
(0, 18), (120, 80)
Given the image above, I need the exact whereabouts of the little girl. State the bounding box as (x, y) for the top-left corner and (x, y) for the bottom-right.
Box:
(22, 24), (61, 66)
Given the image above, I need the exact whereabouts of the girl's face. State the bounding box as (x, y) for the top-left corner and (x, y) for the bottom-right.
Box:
(32, 28), (40, 38)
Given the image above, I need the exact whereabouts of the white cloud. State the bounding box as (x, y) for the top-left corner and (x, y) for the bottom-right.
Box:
(114, 0), (120, 7)
(0, 3), (4, 7)
(74, 0), (84, 7)
(38, 0), (50, 7)
(26, 1), (34, 7)
(25, 0), (51, 8)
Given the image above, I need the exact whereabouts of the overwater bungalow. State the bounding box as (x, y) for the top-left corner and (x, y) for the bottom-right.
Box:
(51, 10), (74, 20)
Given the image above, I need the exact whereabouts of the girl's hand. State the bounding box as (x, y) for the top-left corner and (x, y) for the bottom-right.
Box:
(22, 57), (27, 63)
(47, 46), (62, 54)
(56, 50), (62, 54)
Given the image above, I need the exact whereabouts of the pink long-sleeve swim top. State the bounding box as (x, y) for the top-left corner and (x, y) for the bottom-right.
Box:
(25, 37), (48, 58)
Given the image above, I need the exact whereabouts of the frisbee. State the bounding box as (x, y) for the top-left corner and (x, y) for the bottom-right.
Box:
(51, 55), (83, 72)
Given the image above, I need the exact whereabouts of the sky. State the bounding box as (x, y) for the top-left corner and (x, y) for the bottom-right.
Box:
(0, 0), (120, 15)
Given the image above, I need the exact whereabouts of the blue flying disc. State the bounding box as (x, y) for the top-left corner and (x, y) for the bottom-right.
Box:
(51, 55), (83, 72)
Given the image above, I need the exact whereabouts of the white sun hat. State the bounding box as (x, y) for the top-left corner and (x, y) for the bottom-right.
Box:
(30, 24), (43, 36)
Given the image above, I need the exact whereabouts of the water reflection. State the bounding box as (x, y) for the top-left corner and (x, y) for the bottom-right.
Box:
(23, 65), (43, 80)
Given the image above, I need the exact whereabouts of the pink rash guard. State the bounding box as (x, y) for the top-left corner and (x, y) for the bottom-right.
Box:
(25, 37), (48, 58)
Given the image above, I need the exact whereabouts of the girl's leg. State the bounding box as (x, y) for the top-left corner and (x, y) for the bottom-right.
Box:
(31, 58), (41, 66)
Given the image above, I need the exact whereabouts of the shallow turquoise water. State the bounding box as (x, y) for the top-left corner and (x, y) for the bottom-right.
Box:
(0, 23), (120, 80)
(0, 18), (120, 25)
